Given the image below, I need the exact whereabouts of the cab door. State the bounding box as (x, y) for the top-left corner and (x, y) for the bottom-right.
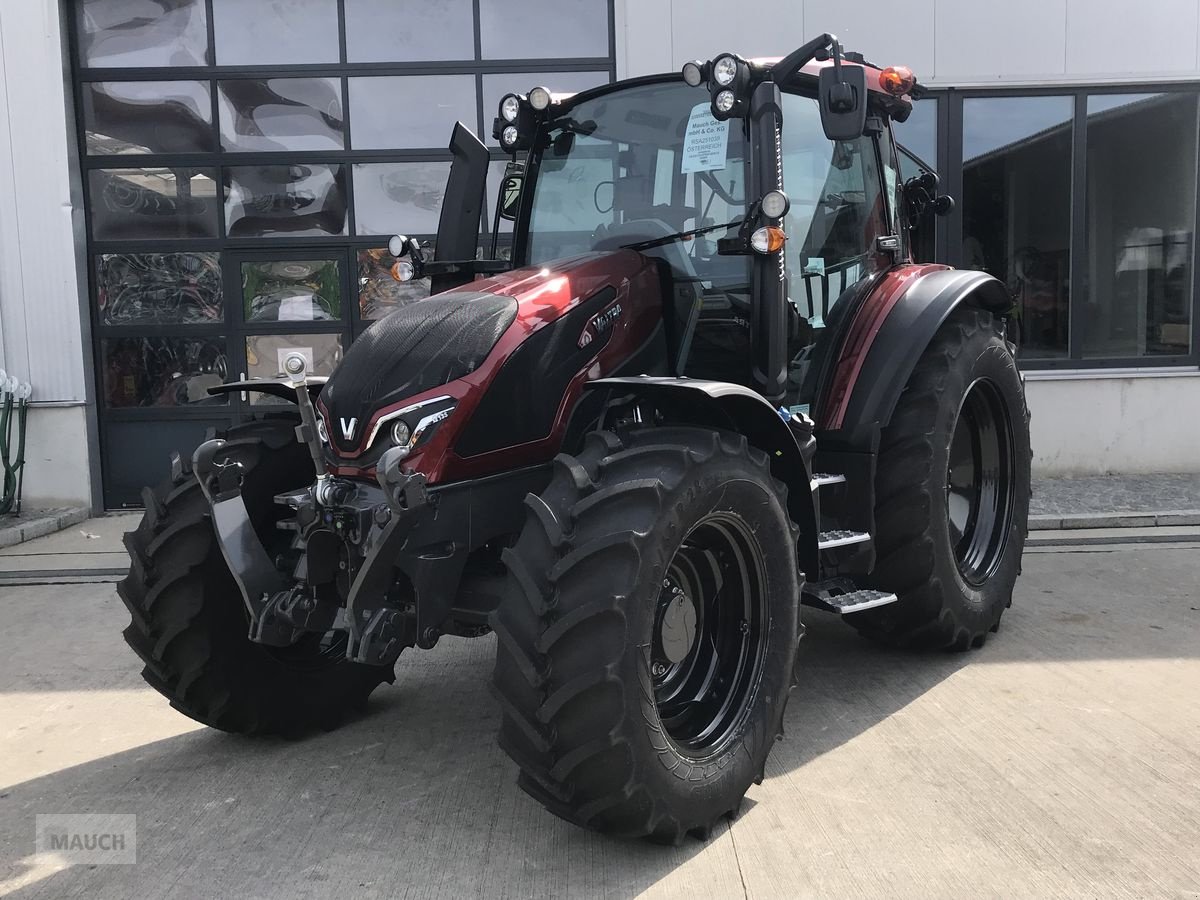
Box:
(776, 90), (893, 410)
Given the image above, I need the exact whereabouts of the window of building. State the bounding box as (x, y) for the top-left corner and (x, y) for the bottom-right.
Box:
(962, 95), (1073, 359)
(940, 87), (1200, 368)
(1082, 92), (1197, 359)
(71, 0), (615, 507)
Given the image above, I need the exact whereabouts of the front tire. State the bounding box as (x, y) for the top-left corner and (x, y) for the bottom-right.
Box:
(491, 427), (801, 842)
(117, 416), (391, 735)
(852, 307), (1031, 650)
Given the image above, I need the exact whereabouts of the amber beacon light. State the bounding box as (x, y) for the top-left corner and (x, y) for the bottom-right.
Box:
(879, 65), (916, 95)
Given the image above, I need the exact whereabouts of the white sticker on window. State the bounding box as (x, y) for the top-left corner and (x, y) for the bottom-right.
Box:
(278, 294), (316, 322)
(276, 346), (314, 376)
(681, 102), (729, 174)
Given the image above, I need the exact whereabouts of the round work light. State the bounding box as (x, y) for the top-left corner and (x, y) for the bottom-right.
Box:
(712, 55), (738, 86)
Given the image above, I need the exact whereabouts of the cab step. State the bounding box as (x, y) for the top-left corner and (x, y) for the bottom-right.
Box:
(804, 589), (899, 615)
(810, 472), (846, 490)
(817, 529), (871, 550)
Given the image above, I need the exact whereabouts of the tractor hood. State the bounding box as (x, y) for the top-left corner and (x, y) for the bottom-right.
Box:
(320, 293), (518, 454)
(318, 249), (663, 480)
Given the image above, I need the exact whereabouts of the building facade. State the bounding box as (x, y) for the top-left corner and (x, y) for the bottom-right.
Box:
(1, 0), (1199, 509)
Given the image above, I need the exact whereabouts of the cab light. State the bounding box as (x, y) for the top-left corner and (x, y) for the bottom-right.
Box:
(390, 260), (415, 282)
(528, 86), (552, 111)
(879, 65), (916, 96)
(750, 226), (787, 254)
(713, 55), (738, 87)
(500, 94), (521, 123)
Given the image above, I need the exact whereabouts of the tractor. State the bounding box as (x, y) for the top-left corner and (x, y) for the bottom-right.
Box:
(119, 33), (1030, 843)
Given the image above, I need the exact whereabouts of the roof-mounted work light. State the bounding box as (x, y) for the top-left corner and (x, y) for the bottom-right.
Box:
(493, 92), (535, 153)
(705, 53), (750, 121)
(492, 86), (558, 154)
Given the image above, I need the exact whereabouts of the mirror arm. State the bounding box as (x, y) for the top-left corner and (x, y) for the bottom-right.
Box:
(769, 33), (835, 84)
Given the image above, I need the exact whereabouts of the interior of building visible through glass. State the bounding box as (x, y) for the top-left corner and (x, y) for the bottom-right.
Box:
(1083, 92), (1197, 358)
(962, 95), (1072, 358)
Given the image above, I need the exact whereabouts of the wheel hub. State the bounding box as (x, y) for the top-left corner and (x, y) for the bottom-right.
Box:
(658, 586), (698, 664)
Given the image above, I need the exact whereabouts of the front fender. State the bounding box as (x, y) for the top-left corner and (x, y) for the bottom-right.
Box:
(585, 376), (819, 578)
(820, 267), (1010, 446)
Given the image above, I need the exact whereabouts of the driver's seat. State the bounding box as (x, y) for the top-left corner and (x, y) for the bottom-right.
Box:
(592, 217), (703, 375)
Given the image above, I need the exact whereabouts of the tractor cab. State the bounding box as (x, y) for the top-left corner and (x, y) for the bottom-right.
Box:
(391, 35), (949, 419)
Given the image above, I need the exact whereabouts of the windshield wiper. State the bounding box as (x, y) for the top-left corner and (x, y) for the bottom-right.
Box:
(621, 218), (741, 252)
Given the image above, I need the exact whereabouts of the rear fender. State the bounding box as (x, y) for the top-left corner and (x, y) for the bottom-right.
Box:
(585, 376), (819, 579)
(820, 267), (1011, 447)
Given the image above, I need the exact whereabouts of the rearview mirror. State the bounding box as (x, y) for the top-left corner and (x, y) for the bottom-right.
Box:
(498, 174), (523, 221)
(818, 64), (867, 141)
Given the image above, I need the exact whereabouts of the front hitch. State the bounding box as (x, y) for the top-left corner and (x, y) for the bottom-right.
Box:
(344, 446), (432, 664)
(192, 438), (301, 647)
(192, 429), (434, 667)
(192, 351), (453, 668)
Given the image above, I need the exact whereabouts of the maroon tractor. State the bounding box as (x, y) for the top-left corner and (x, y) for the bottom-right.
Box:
(119, 34), (1030, 842)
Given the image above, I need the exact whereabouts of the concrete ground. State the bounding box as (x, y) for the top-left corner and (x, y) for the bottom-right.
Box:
(1, 524), (1199, 898)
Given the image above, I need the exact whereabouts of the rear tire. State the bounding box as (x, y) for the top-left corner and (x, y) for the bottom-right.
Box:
(851, 307), (1031, 650)
(117, 416), (391, 735)
(491, 427), (801, 842)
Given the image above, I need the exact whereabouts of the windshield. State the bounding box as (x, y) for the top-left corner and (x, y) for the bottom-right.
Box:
(526, 80), (750, 293)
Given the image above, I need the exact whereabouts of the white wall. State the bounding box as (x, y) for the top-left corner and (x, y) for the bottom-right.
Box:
(0, 0), (96, 508)
(16, 405), (93, 507)
(617, 0), (1200, 85)
(1026, 371), (1200, 476)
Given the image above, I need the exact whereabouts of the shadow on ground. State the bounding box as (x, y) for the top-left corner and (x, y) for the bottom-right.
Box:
(1, 545), (1197, 897)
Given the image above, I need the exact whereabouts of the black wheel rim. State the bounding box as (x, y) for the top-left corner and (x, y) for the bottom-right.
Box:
(652, 512), (768, 759)
(946, 378), (1016, 585)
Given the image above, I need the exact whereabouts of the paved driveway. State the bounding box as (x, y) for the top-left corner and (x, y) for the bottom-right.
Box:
(1, 539), (1198, 898)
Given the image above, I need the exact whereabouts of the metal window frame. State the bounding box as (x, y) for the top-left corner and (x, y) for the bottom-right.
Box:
(932, 80), (1200, 372)
(68, 0), (617, 507)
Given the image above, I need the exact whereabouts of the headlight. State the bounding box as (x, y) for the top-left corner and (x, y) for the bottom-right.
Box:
(390, 419), (411, 446)
(500, 94), (521, 123)
(528, 86), (552, 111)
(714, 90), (736, 114)
(713, 55), (738, 86)
(501, 124), (520, 148)
(363, 395), (456, 457)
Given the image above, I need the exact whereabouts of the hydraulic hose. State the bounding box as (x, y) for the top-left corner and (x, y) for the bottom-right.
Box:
(0, 373), (30, 515)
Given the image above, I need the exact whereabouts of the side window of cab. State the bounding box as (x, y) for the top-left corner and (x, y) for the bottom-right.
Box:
(779, 92), (889, 328)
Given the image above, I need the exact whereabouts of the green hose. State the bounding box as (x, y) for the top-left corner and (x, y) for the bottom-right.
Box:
(0, 374), (30, 516)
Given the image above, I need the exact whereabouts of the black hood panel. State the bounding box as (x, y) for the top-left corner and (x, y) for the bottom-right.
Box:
(321, 292), (517, 453)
